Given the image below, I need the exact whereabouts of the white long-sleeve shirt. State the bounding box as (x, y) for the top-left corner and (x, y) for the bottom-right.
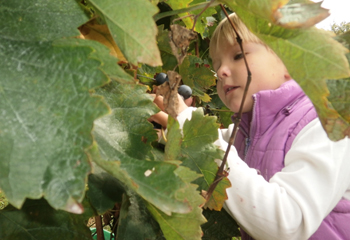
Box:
(177, 107), (350, 240)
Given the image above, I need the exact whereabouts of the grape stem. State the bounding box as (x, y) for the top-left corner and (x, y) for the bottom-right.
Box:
(205, 4), (252, 203)
(136, 74), (155, 81)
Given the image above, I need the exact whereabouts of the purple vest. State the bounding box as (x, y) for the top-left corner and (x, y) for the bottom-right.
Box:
(233, 80), (350, 239)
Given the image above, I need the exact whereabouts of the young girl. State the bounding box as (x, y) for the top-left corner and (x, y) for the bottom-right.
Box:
(153, 13), (350, 239)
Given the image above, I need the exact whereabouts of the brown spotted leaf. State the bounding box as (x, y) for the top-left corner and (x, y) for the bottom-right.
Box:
(169, 24), (197, 65)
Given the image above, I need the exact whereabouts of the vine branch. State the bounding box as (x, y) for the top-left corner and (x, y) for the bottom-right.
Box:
(153, 0), (220, 22)
(191, 0), (216, 31)
(205, 5), (252, 202)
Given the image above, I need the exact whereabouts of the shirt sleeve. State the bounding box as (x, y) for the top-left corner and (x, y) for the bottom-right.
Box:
(223, 118), (350, 240)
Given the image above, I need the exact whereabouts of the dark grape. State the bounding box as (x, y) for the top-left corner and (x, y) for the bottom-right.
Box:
(151, 121), (162, 129)
(155, 73), (169, 85)
(178, 85), (192, 99)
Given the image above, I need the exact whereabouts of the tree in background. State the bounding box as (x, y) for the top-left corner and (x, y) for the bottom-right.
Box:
(331, 21), (350, 35)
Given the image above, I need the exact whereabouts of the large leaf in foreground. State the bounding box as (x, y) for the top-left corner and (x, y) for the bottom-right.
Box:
(226, 1), (350, 140)
(0, 199), (93, 240)
(0, 0), (88, 41)
(0, 0), (109, 211)
(55, 38), (135, 85)
(89, 0), (162, 66)
(0, 40), (109, 211)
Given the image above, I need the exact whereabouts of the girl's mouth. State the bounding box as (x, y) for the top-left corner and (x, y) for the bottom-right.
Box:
(225, 86), (239, 95)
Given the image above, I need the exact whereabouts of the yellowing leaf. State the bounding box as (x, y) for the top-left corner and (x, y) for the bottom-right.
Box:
(203, 172), (231, 211)
(273, 1), (330, 28)
(167, 0), (193, 30)
(79, 19), (127, 63)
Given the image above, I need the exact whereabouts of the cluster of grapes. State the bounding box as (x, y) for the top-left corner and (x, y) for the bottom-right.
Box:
(138, 73), (192, 100)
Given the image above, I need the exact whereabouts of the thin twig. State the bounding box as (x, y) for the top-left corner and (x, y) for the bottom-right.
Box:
(191, 0), (216, 31)
(172, 14), (195, 24)
(205, 4), (252, 201)
(154, 1), (220, 22)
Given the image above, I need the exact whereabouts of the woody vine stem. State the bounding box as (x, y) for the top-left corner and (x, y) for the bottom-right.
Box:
(204, 5), (252, 201)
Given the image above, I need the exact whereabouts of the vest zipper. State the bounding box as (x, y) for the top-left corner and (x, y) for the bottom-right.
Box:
(243, 95), (257, 158)
(244, 137), (251, 156)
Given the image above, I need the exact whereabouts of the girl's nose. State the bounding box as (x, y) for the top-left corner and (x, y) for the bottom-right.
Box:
(216, 64), (231, 81)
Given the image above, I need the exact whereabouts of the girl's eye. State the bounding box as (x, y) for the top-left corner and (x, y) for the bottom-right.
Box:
(234, 53), (244, 60)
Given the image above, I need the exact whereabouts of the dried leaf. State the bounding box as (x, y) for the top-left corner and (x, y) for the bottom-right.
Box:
(156, 71), (182, 119)
(169, 24), (197, 64)
(273, 1), (330, 28)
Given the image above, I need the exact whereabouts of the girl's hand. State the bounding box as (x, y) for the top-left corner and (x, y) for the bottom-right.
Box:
(149, 94), (193, 129)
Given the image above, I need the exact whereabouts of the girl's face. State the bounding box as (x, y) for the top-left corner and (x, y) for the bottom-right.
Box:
(212, 41), (291, 113)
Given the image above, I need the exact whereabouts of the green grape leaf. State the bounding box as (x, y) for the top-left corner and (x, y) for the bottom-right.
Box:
(166, 0), (216, 37)
(164, 116), (183, 161)
(226, 1), (350, 140)
(93, 81), (159, 160)
(117, 193), (165, 240)
(0, 0), (110, 212)
(146, 166), (206, 240)
(165, 108), (230, 210)
(0, 199), (93, 240)
(157, 25), (178, 71)
(88, 0), (162, 66)
(166, 0), (193, 28)
(90, 144), (194, 215)
(179, 55), (216, 102)
(189, 0), (217, 37)
(55, 38), (135, 84)
(91, 82), (201, 215)
(0, 0), (88, 41)
(180, 108), (230, 210)
(87, 173), (124, 215)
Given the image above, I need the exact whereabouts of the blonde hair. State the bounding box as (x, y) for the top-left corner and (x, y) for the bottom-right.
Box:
(209, 13), (266, 58)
